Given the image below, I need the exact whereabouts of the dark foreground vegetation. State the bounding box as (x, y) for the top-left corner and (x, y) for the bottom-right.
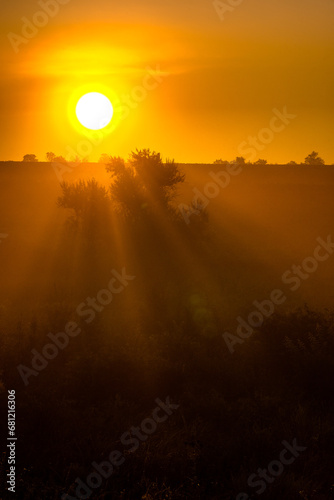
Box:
(0, 151), (334, 499)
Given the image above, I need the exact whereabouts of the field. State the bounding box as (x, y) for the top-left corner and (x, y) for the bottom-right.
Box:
(0, 161), (334, 499)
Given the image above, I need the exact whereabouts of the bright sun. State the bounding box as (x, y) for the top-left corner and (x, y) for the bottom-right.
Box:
(75, 92), (113, 130)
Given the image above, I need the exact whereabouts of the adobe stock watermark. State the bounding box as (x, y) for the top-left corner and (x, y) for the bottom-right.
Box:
(223, 235), (334, 353)
(236, 439), (307, 499)
(213, 0), (245, 21)
(53, 65), (168, 182)
(61, 397), (180, 500)
(113, 65), (169, 121)
(178, 106), (296, 225)
(17, 268), (135, 386)
(52, 128), (106, 183)
(7, 0), (71, 54)
(178, 161), (241, 224)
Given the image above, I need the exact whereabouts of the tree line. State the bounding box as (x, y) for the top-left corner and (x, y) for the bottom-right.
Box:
(20, 151), (329, 165)
(213, 151), (327, 166)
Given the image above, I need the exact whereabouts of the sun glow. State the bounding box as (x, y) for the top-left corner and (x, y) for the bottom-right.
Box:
(75, 92), (114, 130)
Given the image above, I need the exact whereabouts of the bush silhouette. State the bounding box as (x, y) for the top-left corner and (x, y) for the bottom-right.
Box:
(304, 151), (325, 165)
(23, 154), (38, 162)
(46, 152), (56, 162)
(106, 149), (185, 221)
(57, 178), (110, 226)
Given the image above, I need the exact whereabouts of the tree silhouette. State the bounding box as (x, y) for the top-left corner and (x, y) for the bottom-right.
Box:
(106, 149), (185, 220)
(254, 159), (267, 165)
(235, 156), (246, 166)
(46, 152), (56, 162)
(23, 154), (38, 162)
(71, 155), (82, 164)
(57, 179), (110, 225)
(57, 150), (189, 237)
(53, 156), (67, 163)
(106, 156), (144, 220)
(304, 151), (325, 166)
(213, 159), (230, 165)
(130, 149), (184, 203)
(46, 152), (67, 163)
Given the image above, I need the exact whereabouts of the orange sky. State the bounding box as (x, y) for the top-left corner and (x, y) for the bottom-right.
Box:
(1, 0), (333, 163)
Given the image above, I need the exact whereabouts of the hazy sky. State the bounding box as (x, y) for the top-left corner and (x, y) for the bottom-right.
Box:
(1, 0), (333, 163)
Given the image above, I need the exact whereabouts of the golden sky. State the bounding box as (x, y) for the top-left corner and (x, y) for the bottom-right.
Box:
(1, 0), (333, 163)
